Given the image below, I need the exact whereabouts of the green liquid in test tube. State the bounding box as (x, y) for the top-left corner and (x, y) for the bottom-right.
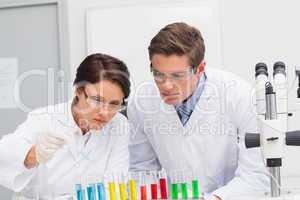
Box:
(181, 183), (188, 199)
(171, 183), (179, 199)
(192, 179), (199, 199)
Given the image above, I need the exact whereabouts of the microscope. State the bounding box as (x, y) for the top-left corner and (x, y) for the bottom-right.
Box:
(245, 61), (300, 199)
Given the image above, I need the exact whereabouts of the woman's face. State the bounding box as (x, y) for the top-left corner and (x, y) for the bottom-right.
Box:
(73, 80), (125, 132)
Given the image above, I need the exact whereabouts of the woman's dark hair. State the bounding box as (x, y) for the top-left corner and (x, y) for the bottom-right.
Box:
(74, 53), (130, 100)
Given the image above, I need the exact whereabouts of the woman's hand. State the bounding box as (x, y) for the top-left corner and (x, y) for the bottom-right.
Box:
(35, 132), (69, 164)
(24, 145), (37, 169)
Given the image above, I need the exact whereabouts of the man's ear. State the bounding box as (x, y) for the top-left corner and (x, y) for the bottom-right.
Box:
(196, 60), (206, 75)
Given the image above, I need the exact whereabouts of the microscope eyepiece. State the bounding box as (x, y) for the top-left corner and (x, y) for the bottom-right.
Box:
(265, 82), (275, 94)
(255, 62), (268, 78)
(273, 61), (286, 76)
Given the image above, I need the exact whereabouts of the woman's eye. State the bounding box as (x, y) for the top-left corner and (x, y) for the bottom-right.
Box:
(154, 71), (164, 77)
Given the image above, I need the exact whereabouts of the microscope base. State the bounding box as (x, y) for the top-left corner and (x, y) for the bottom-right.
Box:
(235, 194), (300, 200)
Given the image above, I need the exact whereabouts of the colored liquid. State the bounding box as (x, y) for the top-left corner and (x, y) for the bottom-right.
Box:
(159, 178), (168, 199)
(75, 184), (84, 200)
(87, 184), (96, 200)
(171, 183), (179, 199)
(140, 185), (147, 200)
(181, 183), (188, 199)
(97, 183), (105, 200)
(119, 183), (127, 200)
(109, 183), (117, 200)
(151, 183), (158, 199)
(129, 179), (137, 200)
(192, 180), (199, 199)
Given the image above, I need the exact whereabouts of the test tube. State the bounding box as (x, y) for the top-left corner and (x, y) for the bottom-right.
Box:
(129, 179), (137, 200)
(119, 182), (127, 200)
(192, 179), (199, 199)
(118, 172), (127, 200)
(181, 182), (188, 199)
(96, 182), (105, 200)
(159, 170), (168, 199)
(149, 171), (158, 200)
(82, 188), (87, 200)
(76, 184), (84, 200)
(151, 183), (158, 199)
(140, 185), (147, 200)
(171, 183), (179, 199)
(87, 184), (96, 200)
(192, 169), (201, 199)
(180, 170), (189, 200)
(104, 172), (116, 200)
(109, 182), (117, 200)
(169, 170), (179, 200)
(139, 171), (147, 200)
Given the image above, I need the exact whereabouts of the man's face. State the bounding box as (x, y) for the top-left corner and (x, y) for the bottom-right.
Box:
(151, 54), (205, 105)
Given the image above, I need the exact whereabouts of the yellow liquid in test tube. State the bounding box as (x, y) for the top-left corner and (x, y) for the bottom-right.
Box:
(109, 182), (117, 200)
(119, 183), (127, 200)
(129, 179), (137, 200)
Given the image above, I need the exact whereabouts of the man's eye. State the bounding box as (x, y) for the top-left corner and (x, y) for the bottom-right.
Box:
(171, 73), (185, 78)
(109, 102), (120, 106)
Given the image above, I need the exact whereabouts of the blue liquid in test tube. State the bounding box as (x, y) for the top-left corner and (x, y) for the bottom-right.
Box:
(97, 182), (106, 200)
(76, 184), (84, 200)
(87, 184), (96, 200)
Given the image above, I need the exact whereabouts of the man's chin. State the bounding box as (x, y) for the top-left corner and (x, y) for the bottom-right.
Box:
(162, 96), (181, 105)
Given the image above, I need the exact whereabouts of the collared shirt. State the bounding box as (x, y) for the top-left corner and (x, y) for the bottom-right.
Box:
(175, 72), (207, 126)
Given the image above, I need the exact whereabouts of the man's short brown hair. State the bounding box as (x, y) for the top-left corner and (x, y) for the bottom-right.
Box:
(148, 22), (205, 68)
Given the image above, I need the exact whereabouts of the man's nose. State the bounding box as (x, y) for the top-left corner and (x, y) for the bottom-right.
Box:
(161, 78), (175, 90)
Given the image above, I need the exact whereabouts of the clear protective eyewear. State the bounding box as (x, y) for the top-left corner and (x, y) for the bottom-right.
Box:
(150, 64), (196, 83)
(84, 91), (126, 112)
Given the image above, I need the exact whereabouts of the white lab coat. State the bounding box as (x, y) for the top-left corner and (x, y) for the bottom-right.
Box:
(0, 101), (129, 199)
(128, 68), (269, 200)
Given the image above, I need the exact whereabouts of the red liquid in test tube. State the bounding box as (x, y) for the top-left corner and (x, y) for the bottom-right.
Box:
(151, 184), (158, 199)
(159, 178), (168, 199)
(140, 185), (147, 200)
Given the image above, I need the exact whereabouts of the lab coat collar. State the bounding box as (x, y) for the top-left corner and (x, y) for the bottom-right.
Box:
(54, 99), (83, 159)
(154, 68), (217, 132)
(58, 99), (116, 159)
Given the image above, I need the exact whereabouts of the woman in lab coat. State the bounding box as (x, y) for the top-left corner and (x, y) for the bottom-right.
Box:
(0, 53), (131, 199)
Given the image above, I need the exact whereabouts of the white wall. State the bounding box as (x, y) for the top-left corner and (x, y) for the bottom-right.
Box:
(86, 1), (222, 89)
(66, 0), (184, 81)
(220, 0), (300, 82)
(67, 0), (300, 89)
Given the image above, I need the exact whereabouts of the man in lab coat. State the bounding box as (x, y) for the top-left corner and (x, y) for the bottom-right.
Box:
(128, 22), (269, 200)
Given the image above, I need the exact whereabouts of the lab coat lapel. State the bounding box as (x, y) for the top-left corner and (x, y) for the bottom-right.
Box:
(81, 126), (111, 164)
(65, 101), (82, 159)
(184, 70), (220, 133)
(53, 100), (83, 159)
(147, 99), (186, 168)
